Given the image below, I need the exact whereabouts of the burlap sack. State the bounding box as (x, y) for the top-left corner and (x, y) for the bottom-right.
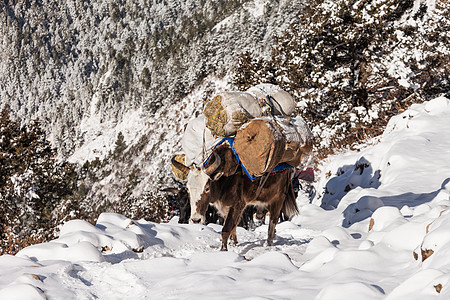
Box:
(277, 116), (313, 167)
(203, 91), (262, 137)
(247, 84), (296, 116)
(171, 154), (190, 180)
(234, 118), (286, 178)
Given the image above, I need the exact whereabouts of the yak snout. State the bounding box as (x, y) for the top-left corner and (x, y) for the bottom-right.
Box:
(189, 214), (205, 224)
(190, 217), (202, 224)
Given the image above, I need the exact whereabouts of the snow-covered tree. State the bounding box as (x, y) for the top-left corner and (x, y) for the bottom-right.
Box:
(233, 0), (450, 156)
(0, 105), (78, 254)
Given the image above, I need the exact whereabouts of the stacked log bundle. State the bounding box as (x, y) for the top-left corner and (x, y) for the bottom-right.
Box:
(234, 119), (285, 178)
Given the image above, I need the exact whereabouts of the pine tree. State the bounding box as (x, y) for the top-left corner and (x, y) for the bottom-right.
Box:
(0, 105), (78, 255)
(113, 131), (127, 159)
(232, 0), (450, 157)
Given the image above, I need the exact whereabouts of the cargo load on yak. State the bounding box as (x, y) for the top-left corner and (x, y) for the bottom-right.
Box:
(203, 91), (262, 137)
(180, 115), (221, 167)
(246, 83), (296, 116)
(234, 116), (313, 178)
(172, 84), (313, 181)
(203, 84), (296, 138)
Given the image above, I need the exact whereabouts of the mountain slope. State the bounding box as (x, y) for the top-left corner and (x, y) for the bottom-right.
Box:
(1, 0), (310, 220)
(1, 0), (449, 255)
(1, 96), (450, 299)
(1, 0), (306, 157)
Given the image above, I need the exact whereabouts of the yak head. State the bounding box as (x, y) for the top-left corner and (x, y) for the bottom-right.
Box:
(171, 143), (239, 224)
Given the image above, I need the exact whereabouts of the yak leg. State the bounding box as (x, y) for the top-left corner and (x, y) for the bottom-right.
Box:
(221, 204), (245, 251)
(267, 201), (283, 246)
(230, 227), (238, 245)
(220, 207), (235, 251)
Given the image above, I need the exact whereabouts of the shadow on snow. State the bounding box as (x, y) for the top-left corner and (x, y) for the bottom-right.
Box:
(320, 157), (381, 211)
(342, 177), (450, 227)
(318, 156), (450, 228)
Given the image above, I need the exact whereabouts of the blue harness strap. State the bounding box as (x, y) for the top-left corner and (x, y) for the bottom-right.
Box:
(203, 137), (293, 181)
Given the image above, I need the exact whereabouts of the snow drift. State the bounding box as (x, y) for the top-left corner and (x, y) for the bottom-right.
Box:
(1, 97), (450, 299)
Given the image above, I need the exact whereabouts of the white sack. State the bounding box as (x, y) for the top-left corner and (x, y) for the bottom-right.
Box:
(291, 115), (313, 146)
(247, 83), (296, 116)
(181, 115), (221, 166)
(291, 115), (314, 168)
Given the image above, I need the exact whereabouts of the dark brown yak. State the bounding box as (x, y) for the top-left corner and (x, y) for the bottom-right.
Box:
(172, 143), (299, 251)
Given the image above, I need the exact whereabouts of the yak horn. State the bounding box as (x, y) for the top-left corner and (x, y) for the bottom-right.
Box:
(204, 151), (221, 177)
(171, 155), (190, 175)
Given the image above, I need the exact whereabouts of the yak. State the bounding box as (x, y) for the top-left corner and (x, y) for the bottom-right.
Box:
(172, 142), (298, 251)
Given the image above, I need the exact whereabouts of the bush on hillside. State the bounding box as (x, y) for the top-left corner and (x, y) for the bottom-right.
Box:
(0, 105), (80, 255)
(233, 0), (450, 157)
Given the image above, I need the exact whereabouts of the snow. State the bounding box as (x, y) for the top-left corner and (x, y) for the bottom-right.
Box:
(2, 96), (450, 298)
(245, 0), (268, 18)
(213, 0), (268, 33)
(69, 106), (146, 163)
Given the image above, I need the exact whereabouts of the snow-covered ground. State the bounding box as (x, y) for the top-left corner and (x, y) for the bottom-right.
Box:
(1, 97), (450, 299)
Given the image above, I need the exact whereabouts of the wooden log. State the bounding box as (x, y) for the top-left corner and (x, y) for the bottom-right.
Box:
(234, 119), (286, 178)
(234, 117), (313, 178)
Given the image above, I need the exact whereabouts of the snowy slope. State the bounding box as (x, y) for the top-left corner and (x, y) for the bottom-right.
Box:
(1, 97), (450, 299)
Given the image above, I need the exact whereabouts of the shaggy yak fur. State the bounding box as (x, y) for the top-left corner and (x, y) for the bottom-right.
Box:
(195, 143), (299, 251)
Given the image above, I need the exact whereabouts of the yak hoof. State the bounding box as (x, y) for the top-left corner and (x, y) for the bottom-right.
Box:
(220, 245), (228, 251)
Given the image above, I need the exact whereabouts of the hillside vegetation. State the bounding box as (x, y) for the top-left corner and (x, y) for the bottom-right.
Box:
(234, 0), (449, 157)
(1, 0), (304, 155)
(0, 0), (449, 254)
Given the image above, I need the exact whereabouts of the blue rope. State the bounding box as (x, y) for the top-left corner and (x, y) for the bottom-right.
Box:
(203, 137), (293, 181)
